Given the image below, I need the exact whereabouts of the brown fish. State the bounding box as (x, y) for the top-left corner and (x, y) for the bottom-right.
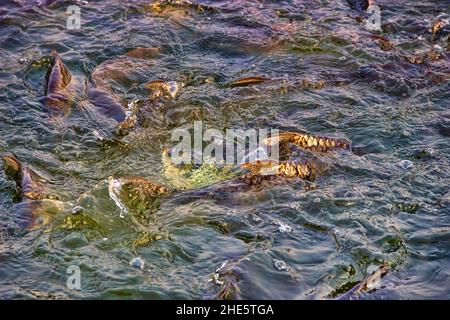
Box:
(145, 80), (181, 99)
(3, 155), (44, 201)
(2, 155), (61, 229)
(241, 159), (321, 182)
(370, 34), (394, 51)
(430, 19), (446, 41)
(228, 76), (269, 87)
(126, 47), (160, 60)
(110, 176), (171, 212)
(264, 132), (352, 154)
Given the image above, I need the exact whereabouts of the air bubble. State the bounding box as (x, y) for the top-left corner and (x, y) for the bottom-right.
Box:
(273, 259), (288, 271)
(130, 257), (145, 270)
(399, 159), (413, 170)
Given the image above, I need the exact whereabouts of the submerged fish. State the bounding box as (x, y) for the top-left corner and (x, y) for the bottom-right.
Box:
(370, 34), (394, 51)
(89, 50), (180, 136)
(2, 155), (62, 229)
(335, 263), (390, 300)
(126, 47), (160, 60)
(108, 176), (171, 219)
(430, 18), (447, 41)
(3, 155), (45, 201)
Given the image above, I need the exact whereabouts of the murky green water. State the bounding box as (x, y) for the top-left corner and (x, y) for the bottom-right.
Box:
(0, 0), (449, 299)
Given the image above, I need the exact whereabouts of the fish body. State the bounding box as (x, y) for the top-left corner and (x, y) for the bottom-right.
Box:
(265, 132), (352, 153)
(2, 155), (61, 229)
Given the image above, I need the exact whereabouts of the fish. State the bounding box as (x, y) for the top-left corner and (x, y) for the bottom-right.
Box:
(370, 34), (394, 51)
(3, 155), (44, 201)
(87, 88), (127, 122)
(241, 159), (320, 181)
(108, 176), (171, 216)
(2, 155), (62, 229)
(264, 132), (352, 154)
(346, 0), (374, 12)
(145, 80), (181, 99)
(335, 263), (390, 300)
(126, 47), (160, 60)
(228, 76), (269, 87)
(430, 19), (446, 41)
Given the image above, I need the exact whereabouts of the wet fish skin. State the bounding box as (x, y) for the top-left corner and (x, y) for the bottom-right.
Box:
(118, 176), (171, 199)
(228, 76), (269, 87)
(241, 159), (321, 182)
(430, 19), (446, 41)
(2, 155), (44, 201)
(265, 132), (352, 153)
(126, 47), (160, 60)
(370, 34), (394, 51)
(87, 88), (127, 122)
(41, 49), (80, 114)
(346, 0), (374, 12)
(44, 49), (72, 96)
(1, 155), (58, 230)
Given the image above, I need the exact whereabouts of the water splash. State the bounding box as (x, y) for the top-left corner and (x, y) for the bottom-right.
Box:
(276, 221), (292, 233)
(108, 177), (128, 218)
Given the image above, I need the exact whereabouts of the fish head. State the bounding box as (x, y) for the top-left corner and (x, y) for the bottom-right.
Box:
(2, 155), (22, 181)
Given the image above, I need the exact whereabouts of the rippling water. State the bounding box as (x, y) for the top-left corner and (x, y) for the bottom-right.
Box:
(0, 0), (449, 299)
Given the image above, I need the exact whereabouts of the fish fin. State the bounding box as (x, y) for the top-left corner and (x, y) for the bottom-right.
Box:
(263, 132), (301, 146)
(44, 50), (72, 96)
(228, 76), (269, 87)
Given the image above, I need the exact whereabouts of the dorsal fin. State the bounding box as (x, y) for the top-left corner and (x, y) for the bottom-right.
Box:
(44, 49), (72, 95)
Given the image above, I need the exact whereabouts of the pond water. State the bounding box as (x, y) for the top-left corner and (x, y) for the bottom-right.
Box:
(0, 0), (449, 299)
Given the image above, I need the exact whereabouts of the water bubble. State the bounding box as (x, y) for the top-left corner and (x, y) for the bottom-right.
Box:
(71, 206), (84, 215)
(18, 58), (27, 64)
(130, 257), (145, 270)
(273, 259), (288, 271)
(313, 197), (321, 203)
(399, 159), (413, 170)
